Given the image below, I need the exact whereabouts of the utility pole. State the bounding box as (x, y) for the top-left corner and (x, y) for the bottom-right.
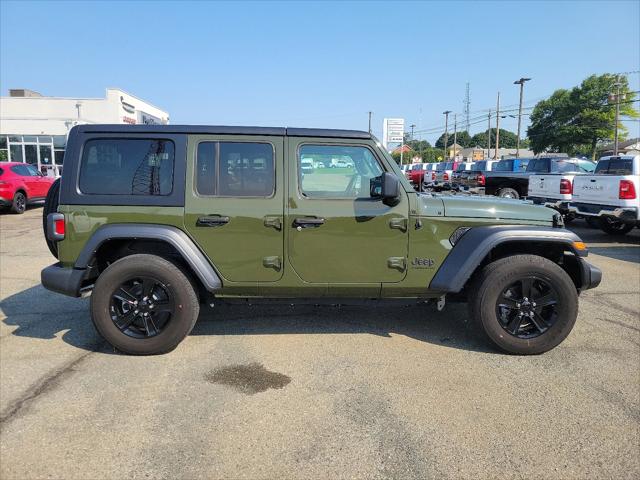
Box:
(514, 77), (531, 157)
(442, 110), (451, 160)
(452, 115), (458, 160)
(610, 79), (623, 155)
(487, 109), (492, 159)
(464, 83), (471, 132)
(367, 111), (372, 134)
(410, 124), (416, 141)
(494, 92), (500, 159)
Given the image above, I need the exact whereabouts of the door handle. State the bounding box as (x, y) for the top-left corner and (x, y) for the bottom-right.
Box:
(293, 217), (325, 229)
(196, 215), (230, 227)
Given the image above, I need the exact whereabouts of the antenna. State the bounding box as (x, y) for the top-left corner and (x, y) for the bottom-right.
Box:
(463, 82), (471, 132)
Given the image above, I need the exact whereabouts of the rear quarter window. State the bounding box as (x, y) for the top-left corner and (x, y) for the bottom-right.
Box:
(493, 160), (512, 171)
(79, 139), (174, 195)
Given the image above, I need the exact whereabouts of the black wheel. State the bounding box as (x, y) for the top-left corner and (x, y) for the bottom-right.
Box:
(90, 254), (199, 355)
(585, 216), (600, 229)
(469, 254), (578, 355)
(599, 217), (634, 236)
(42, 178), (61, 257)
(11, 191), (26, 214)
(497, 187), (519, 199)
(562, 213), (576, 225)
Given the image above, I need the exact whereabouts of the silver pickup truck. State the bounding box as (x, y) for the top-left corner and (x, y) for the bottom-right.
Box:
(569, 155), (639, 235)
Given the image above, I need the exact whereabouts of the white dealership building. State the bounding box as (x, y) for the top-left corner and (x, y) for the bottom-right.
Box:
(0, 88), (169, 175)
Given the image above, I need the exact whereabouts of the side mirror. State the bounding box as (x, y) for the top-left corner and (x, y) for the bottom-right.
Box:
(370, 172), (400, 206)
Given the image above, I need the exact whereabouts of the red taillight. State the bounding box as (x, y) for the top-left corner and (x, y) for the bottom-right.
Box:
(560, 179), (573, 195)
(54, 218), (65, 236)
(619, 180), (637, 200)
(432, 172), (436, 181)
(478, 174), (485, 186)
(443, 173), (449, 181)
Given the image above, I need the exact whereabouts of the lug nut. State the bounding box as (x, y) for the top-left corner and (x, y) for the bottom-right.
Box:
(134, 309), (139, 314)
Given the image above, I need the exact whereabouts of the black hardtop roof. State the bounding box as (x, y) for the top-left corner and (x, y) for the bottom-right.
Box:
(74, 124), (372, 139)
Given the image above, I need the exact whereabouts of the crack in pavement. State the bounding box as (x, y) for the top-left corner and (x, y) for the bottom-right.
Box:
(0, 348), (98, 429)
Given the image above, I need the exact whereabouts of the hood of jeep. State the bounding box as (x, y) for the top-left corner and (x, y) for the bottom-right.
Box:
(419, 194), (555, 223)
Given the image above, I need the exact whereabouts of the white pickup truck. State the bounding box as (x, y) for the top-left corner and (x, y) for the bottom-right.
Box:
(569, 155), (639, 235)
(527, 159), (596, 222)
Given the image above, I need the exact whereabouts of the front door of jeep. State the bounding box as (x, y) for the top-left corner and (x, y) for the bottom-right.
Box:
(184, 135), (284, 283)
(286, 139), (409, 288)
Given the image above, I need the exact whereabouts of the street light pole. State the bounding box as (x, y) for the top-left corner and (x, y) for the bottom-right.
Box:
(368, 111), (372, 134)
(513, 77), (531, 158)
(442, 110), (451, 160)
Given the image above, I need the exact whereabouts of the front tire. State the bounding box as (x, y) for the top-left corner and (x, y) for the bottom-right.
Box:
(90, 254), (199, 355)
(469, 254), (578, 355)
(11, 191), (26, 214)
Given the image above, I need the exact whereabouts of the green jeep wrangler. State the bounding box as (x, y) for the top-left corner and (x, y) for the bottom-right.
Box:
(41, 125), (601, 355)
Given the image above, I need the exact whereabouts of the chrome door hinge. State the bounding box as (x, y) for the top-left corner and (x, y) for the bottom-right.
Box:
(263, 256), (282, 270)
(389, 217), (408, 232)
(387, 257), (406, 272)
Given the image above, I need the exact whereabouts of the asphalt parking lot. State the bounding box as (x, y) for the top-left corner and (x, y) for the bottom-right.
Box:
(1, 207), (639, 479)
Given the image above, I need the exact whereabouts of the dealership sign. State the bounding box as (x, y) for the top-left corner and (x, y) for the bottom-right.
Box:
(383, 118), (404, 149)
(138, 111), (163, 125)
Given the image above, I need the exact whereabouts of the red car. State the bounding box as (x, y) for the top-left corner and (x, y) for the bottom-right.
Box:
(0, 162), (57, 214)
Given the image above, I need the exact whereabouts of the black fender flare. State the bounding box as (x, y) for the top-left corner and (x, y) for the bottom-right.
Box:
(428, 225), (587, 293)
(76, 224), (222, 291)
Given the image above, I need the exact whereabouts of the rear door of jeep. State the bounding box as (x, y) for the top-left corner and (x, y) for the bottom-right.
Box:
(184, 134), (285, 285)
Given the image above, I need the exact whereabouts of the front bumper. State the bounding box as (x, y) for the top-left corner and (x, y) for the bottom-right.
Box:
(569, 203), (638, 223)
(41, 263), (86, 297)
(579, 258), (602, 291)
(0, 198), (11, 207)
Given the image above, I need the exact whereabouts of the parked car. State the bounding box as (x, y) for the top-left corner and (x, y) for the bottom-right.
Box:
(528, 173), (579, 223)
(433, 161), (465, 190)
(300, 158), (315, 173)
(0, 162), (57, 214)
(484, 157), (595, 199)
(449, 162), (475, 190)
(569, 155), (639, 235)
(455, 160), (499, 193)
(41, 124), (600, 356)
(406, 162), (430, 190)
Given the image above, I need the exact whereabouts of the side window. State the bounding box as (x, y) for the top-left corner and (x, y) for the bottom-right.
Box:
(298, 145), (384, 199)
(26, 165), (41, 176)
(79, 139), (174, 195)
(10, 165), (30, 176)
(196, 142), (274, 197)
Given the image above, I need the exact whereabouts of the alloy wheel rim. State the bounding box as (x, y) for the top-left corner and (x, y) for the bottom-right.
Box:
(17, 194), (25, 211)
(109, 276), (175, 338)
(495, 276), (559, 339)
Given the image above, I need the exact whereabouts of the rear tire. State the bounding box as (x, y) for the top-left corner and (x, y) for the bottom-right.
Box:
(90, 254), (200, 355)
(497, 187), (519, 199)
(599, 217), (634, 235)
(468, 254), (578, 355)
(11, 191), (26, 214)
(42, 178), (61, 257)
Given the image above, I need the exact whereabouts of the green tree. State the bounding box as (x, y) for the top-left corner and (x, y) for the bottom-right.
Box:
(527, 73), (638, 159)
(434, 131), (472, 148)
(469, 128), (518, 148)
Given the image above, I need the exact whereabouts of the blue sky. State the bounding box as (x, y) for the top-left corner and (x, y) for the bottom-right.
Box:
(1, 0), (638, 143)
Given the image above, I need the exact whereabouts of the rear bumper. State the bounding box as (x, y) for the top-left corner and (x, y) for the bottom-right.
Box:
(568, 203), (638, 222)
(529, 197), (571, 213)
(41, 263), (86, 297)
